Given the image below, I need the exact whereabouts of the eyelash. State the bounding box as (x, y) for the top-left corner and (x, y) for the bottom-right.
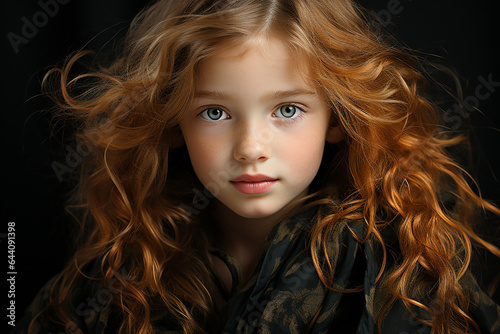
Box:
(197, 103), (306, 124)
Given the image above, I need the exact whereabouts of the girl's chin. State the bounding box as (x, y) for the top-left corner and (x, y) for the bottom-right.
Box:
(228, 206), (280, 219)
(225, 201), (294, 220)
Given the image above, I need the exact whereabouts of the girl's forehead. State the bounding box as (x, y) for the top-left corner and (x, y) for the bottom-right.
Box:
(213, 36), (288, 63)
(191, 35), (328, 109)
(197, 35), (312, 85)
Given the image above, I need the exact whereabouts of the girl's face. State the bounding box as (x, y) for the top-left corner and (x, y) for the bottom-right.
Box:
(180, 37), (341, 219)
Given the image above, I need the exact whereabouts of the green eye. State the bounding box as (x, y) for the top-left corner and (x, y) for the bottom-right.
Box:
(276, 105), (299, 118)
(200, 108), (229, 121)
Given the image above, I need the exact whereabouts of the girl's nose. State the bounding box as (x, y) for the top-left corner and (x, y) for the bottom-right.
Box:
(233, 122), (272, 163)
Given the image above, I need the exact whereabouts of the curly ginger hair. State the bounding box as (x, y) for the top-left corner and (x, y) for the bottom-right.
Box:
(30, 0), (500, 333)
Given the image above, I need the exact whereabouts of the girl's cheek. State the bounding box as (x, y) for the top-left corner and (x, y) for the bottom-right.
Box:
(283, 134), (325, 177)
(184, 133), (226, 174)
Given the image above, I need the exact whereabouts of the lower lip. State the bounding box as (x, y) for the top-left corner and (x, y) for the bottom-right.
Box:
(230, 180), (277, 195)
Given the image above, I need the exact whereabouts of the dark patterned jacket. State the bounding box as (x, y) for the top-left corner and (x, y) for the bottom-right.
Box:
(12, 207), (500, 333)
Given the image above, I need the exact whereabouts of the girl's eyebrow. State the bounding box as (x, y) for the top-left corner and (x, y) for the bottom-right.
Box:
(265, 89), (317, 101)
(194, 90), (233, 101)
(193, 89), (317, 101)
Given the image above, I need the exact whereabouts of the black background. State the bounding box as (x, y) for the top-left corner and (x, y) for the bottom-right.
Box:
(2, 0), (500, 331)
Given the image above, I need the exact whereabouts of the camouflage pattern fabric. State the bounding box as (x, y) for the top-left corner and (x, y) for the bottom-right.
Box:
(12, 207), (500, 333)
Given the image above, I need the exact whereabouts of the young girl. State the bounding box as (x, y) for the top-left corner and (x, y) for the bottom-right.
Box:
(15, 0), (500, 333)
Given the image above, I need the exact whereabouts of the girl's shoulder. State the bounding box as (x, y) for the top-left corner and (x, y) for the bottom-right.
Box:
(13, 275), (58, 334)
(309, 206), (500, 333)
(13, 260), (124, 334)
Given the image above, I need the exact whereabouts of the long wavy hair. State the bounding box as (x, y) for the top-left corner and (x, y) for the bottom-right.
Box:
(30, 0), (500, 333)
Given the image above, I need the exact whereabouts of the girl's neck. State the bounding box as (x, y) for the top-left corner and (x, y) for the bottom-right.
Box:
(213, 200), (280, 262)
(210, 190), (307, 281)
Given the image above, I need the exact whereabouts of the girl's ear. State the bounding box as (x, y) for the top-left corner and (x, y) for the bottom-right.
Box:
(326, 114), (344, 144)
(170, 128), (185, 148)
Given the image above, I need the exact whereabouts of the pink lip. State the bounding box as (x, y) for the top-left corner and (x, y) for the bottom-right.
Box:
(230, 174), (278, 194)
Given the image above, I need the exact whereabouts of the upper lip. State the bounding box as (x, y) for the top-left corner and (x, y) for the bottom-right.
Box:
(230, 174), (278, 182)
